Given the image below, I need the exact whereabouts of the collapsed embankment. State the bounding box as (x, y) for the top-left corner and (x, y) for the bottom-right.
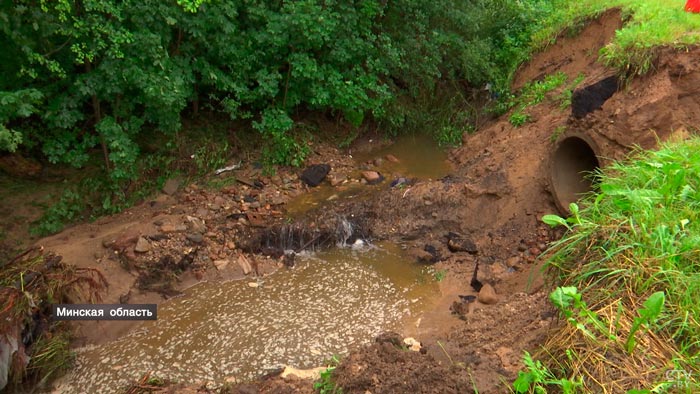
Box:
(5, 7), (700, 394)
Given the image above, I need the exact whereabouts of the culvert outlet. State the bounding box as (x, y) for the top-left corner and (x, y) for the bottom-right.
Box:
(550, 132), (600, 214)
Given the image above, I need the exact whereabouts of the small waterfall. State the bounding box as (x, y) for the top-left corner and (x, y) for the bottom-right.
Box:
(336, 217), (355, 247)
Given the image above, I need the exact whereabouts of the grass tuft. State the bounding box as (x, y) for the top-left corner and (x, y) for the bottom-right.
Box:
(534, 0), (700, 78)
(535, 137), (700, 392)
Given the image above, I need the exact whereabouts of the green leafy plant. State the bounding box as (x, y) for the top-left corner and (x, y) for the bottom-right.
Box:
(508, 72), (567, 127)
(556, 74), (585, 110)
(626, 291), (665, 354)
(513, 351), (582, 394)
(314, 355), (343, 394)
(434, 269), (447, 282)
(509, 112), (532, 127)
(550, 286), (614, 341)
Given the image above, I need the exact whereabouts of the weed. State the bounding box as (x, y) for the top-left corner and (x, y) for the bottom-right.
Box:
(24, 332), (75, 388)
(508, 72), (567, 127)
(550, 125), (567, 143)
(536, 138), (700, 392)
(549, 286), (614, 341)
(433, 269), (447, 282)
(556, 74), (585, 110)
(191, 141), (229, 177)
(512, 351), (583, 394)
(313, 355), (343, 394)
(509, 112), (531, 127)
(626, 291), (665, 354)
(1, 248), (107, 390)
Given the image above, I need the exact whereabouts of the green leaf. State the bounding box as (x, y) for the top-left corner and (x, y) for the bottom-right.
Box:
(512, 371), (533, 393)
(542, 214), (569, 228)
(640, 291), (665, 321)
(550, 286), (578, 311)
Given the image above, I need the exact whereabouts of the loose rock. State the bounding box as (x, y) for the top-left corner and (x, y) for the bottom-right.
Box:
(385, 154), (400, 163)
(160, 223), (187, 233)
(213, 259), (229, 270)
(361, 171), (384, 185)
(403, 337), (422, 352)
(162, 178), (181, 195)
(300, 164), (331, 187)
(185, 233), (204, 244)
(186, 216), (207, 234)
(446, 232), (478, 254)
(478, 283), (499, 305)
(237, 254), (253, 275)
(134, 237), (151, 253)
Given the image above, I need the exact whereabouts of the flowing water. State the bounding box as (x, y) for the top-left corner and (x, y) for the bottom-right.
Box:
(56, 136), (449, 393)
(58, 243), (439, 393)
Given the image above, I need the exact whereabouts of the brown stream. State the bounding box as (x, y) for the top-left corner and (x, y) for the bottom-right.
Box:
(55, 135), (450, 393)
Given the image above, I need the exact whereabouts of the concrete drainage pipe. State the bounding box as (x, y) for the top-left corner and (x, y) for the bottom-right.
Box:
(549, 132), (601, 214)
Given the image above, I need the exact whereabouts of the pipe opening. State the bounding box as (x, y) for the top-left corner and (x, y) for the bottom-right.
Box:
(550, 135), (600, 214)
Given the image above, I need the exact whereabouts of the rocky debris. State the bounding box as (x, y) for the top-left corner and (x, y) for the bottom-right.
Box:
(300, 164), (331, 187)
(445, 232), (478, 254)
(237, 254), (253, 275)
(102, 233), (138, 251)
(478, 283), (499, 305)
(246, 212), (266, 227)
(385, 154), (400, 163)
(213, 259), (229, 270)
(185, 233), (204, 244)
(162, 178), (181, 195)
(403, 337), (421, 352)
(185, 215), (206, 234)
(134, 237), (151, 253)
(470, 260), (483, 292)
(248, 282), (259, 288)
(410, 246), (437, 264)
(451, 295), (477, 318)
(136, 249), (199, 295)
(361, 170), (384, 185)
(283, 252), (295, 268)
(160, 223), (187, 233)
(389, 177), (410, 188)
(236, 176), (263, 189)
(329, 174), (346, 186)
(280, 366), (326, 380)
(375, 331), (403, 348)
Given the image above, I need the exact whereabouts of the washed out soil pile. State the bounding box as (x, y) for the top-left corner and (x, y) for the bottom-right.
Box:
(6, 7), (700, 394)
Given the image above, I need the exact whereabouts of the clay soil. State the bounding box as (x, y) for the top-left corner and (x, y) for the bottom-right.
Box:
(4, 8), (700, 394)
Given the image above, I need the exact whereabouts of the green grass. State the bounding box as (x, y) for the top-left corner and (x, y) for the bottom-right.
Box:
(507, 72), (568, 127)
(533, 138), (700, 392)
(534, 0), (700, 77)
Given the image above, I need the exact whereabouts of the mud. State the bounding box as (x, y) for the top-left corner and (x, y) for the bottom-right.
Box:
(3, 8), (700, 394)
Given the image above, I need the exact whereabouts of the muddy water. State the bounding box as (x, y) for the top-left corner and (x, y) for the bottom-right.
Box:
(58, 243), (437, 393)
(286, 134), (450, 217)
(353, 134), (451, 180)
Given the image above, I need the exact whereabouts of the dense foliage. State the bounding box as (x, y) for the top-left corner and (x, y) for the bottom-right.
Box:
(1, 0), (549, 170)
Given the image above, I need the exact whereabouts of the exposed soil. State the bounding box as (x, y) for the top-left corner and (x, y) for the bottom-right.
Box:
(3, 8), (700, 394)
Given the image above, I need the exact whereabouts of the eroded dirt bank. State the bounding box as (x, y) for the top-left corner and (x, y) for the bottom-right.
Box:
(7, 8), (700, 394)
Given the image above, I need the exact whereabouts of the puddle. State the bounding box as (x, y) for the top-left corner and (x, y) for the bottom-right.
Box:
(353, 134), (451, 180)
(57, 243), (438, 393)
(286, 134), (450, 217)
